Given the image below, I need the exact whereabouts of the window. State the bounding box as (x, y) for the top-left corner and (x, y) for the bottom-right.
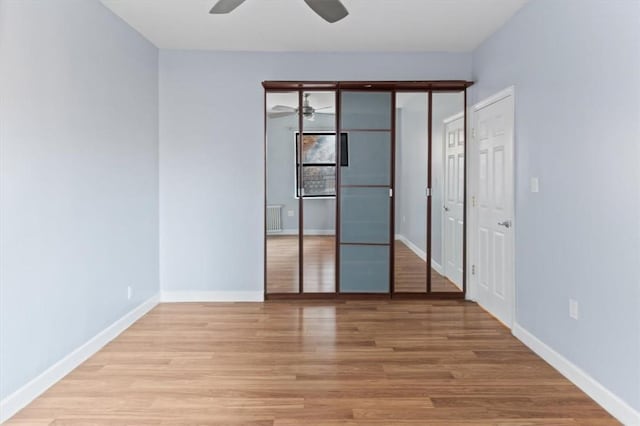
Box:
(295, 132), (348, 198)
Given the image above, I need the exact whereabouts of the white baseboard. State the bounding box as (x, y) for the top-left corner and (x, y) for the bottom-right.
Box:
(431, 259), (443, 275)
(0, 294), (160, 423)
(395, 234), (426, 261)
(394, 234), (446, 277)
(160, 291), (264, 302)
(513, 322), (640, 425)
(274, 229), (335, 236)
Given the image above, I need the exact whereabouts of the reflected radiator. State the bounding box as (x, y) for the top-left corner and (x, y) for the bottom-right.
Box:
(266, 205), (283, 233)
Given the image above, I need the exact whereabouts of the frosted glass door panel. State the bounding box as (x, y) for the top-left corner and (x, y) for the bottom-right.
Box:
(340, 187), (390, 244)
(338, 90), (392, 293)
(340, 132), (391, 186)
(341, 92), (392, 130)
(340, 246), (389, 293)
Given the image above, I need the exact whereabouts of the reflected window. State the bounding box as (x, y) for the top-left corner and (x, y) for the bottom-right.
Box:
(295, 132), (348, 198)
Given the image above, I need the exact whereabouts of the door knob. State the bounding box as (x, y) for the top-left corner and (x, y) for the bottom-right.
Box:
(497, 220), (512, 228)
(443, 206), (449, 212)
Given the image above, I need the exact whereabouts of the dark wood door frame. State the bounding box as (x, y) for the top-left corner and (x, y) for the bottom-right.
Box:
(263, 81), (473, 300)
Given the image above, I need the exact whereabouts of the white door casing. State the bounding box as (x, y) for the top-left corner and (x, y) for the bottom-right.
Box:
(442, 112), (465, 288)
(469, 87), (515, 328)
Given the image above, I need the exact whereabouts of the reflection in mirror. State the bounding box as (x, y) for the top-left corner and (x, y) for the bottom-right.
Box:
(301, 91), (336, 293)
(266, 92), (299, 293)
(431, 92), (465, 292)
(394, 93), (428, 292)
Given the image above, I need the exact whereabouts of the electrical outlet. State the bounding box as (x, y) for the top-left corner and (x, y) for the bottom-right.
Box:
(402, 216), (406, 223)
(569, 299), (579, 320)
(127, 286), (132, 300)
(287, 210), (294, 217)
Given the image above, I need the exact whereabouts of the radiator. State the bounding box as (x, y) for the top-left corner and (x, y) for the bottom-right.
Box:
(266, 205), (283, 233)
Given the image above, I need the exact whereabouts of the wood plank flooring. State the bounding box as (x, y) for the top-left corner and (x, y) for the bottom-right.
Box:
(393, 241), (460, 293)
(7, 300), (617, 425)
(267, 235), (335, 293)
(266, 236), (460, 294)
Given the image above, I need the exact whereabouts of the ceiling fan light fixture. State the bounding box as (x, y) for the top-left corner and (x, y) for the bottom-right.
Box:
(209, 0), (246, 14)
(209, 0), (348, 23)
(303, 0), (349, 23)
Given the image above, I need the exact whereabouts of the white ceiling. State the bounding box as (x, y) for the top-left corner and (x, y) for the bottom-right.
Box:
(101, 0), (529, 52)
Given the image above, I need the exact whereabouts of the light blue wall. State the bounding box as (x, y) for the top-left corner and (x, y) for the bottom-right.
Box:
(0, 0), (159, 399)
(159, 50), (472, 293)
(472, 0), (640, 410)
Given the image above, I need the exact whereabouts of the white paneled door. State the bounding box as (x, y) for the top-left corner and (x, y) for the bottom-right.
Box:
(443, 113), (465, 288)
(471, 88), (515, 327)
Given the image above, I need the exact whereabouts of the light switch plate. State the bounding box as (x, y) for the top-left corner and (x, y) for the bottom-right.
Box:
(530, 177), (539, 193)
(287, 210), (294, 217)
(569, 299), (579, 320)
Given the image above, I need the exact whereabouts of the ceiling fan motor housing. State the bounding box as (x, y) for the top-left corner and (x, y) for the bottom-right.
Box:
(302, 105), (314, 117)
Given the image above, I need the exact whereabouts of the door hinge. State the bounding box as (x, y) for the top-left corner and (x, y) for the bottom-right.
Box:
(472, 264), (476, 275)
(471, 196), (476, 207)
(472, 128), (476, 138)
(425, 187), (431, 197)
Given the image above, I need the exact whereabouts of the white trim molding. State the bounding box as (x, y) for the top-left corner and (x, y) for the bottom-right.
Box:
(443, 110), (464, 124)
(160, 291), (264, 302)
(394, 234), (455, 286)
(513, 322), (640, 425)
(395, 234), (426, 261)
(472, 85), (515, 112)
(0, 294), (160, 423)
(430, 259), (444, 275)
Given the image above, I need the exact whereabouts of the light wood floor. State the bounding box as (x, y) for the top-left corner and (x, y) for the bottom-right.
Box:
(267, 235), (335, 293)
(7, 300), (616, 425)
(267, 236), (460, 293)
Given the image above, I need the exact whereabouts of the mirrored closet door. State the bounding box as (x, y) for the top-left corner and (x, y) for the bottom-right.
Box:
(393, 90), (466, 295)
(265, 90), (338, 295)
(264, 81), (470, 298)
(265, 91), (300, 294)
(393, 92), (428, 293)
(301, 91), (337, 293)
(431, 92), (465, 293)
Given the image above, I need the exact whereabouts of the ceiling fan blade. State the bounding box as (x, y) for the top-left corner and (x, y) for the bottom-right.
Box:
(268, 111), (296, 119)
(304, 0), (349, 23)
(314, 106), (333, 111)
(209, 0), (246, 14)
(271, 105), (297, 112)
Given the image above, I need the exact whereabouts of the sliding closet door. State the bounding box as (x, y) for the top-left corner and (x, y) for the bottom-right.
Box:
(339, 91), (392, 293)
(301, 91), (337, 293)
(431, 91), (465, 293)
(265, 91), (299, 294)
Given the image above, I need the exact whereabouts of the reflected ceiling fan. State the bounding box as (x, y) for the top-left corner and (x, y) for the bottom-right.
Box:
(209, 0), (349, 23)
(268, 94), (333, 121)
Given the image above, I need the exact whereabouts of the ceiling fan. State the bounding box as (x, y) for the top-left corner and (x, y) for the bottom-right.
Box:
(209, 0), (349, 23)
(268, 94), (333, 121)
